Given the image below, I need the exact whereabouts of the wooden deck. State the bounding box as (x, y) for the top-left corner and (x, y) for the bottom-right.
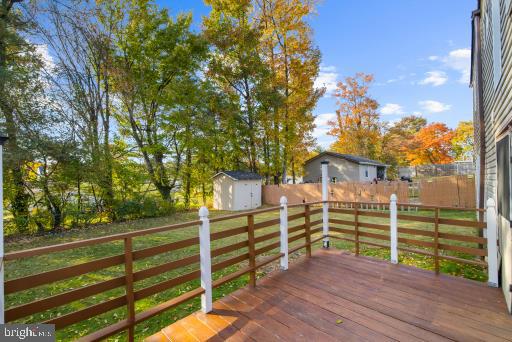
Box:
(146, 249), (512, 342)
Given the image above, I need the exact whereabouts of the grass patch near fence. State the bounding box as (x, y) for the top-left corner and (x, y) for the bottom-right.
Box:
(4, 206), (486, 341)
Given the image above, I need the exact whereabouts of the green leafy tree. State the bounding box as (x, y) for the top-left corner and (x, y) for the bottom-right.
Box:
(111, 0), (206, 201)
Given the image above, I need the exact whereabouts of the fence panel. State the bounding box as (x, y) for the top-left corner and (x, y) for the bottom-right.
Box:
(263, 182), (409, 205)
(419, 175), (476, 208)
(263, 177), (475, 208)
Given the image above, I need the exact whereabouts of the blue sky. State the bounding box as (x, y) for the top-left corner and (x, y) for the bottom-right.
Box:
(164, 0), (476, 148)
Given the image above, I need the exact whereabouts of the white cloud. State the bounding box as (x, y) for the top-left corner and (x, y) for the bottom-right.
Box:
(419, 71), (448, 86)
(35, 44), (55, 71)
(313, 113), (336, 136)
(427, 48), (471, 84)
(419, 100), (451, 113)
(319, 65), (337, 73)
(386, 75), (407, 84)
(442, 48), (471, 84)
(314, 65), (339, 95)
(381, 103), (405, 115)
(313, 113), (337, 148)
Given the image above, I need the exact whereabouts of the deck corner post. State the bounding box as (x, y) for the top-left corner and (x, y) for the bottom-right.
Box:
(280, 196), (289, 270)
(390, 194), (398, 264)
(485, 198), (498, 287)
(199, 206), (213, 312)
(321, 160), (330, 248)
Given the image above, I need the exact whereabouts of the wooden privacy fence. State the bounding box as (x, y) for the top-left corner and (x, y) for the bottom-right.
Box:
(263, 175), (476, 209)
(1, 196), (498, 341)
(418, 175), (476, 208)
(263, 182), (409, 205)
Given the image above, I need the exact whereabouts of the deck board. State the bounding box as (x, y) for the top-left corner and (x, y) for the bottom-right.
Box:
(145, 249), (512, 341)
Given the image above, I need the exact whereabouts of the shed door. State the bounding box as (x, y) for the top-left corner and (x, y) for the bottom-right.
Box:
(251, 182), (261, 208)
(239, 182), (252, 210)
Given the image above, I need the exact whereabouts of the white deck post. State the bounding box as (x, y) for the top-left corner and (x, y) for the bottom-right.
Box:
(389, 194), (398, 264)
(280, 196), (289, 270)
(486, 198), (498, 287)
(0, 136), (7, 324)
(321, 160), (330, 248)
(198, 206), (212, 312)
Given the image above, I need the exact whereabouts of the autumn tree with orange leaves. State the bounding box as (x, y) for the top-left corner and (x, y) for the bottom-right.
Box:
(406, 123), (454, 165)
(328, 73), (382, 159)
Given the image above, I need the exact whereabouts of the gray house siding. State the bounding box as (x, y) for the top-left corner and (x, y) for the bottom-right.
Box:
(304, 155), (377, 183)
(473, 0), (512, 312)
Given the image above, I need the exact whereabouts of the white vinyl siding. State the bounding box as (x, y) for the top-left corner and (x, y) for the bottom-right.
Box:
(492, 0), (502, 88)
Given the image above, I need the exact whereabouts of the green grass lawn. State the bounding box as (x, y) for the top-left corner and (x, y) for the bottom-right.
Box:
(4, 205), (487, 341)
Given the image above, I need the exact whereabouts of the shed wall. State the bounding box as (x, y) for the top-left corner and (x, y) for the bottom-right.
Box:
(213, 175), (234, 210)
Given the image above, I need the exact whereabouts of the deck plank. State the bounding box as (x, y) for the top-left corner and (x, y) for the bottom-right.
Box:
(309, 253), (512, 332)
(145, 249), (512, 342)
(288, 258), (510, 341)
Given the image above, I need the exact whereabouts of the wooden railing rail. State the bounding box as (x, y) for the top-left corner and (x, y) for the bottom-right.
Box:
(1, 189), (497, 341)
(3, 197), (324, 341)
(326, 195), (498, 286)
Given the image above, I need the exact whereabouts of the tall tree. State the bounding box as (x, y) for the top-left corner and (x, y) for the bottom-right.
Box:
(452, 121), (474, 161)
(256, 0), (322, 183)
(328, 73), (381, 159)
(380, 115), (427, 174)
(203, 0), (271, 173)
(406, 122), (454, 165)
(111, 0), (205, 201)
(36, 1), (118, 220)
(0, 0), (39, 232)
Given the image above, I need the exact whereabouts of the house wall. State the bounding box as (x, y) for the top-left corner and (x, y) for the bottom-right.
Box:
(477, 0), (512, 312)
(358, 164), (377, 182)
(213, 175), (234, 210)
(304, 155), (361, 183)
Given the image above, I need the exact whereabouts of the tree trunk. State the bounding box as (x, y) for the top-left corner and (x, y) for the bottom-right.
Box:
(184, 145), (192, 210)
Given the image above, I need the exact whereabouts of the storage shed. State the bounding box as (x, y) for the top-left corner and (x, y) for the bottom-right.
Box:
(213, 171), (262, 211)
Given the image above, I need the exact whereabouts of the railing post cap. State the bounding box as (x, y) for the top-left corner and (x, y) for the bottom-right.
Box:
(199, 206), (209, 218)
(390, 194), (397, 202)
(486, 198), (496, 208)
(280, 196), (288, 205)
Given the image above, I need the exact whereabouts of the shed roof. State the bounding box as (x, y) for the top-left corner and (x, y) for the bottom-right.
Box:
(213, 171), (263, 181)
(305, 152), (387, 167)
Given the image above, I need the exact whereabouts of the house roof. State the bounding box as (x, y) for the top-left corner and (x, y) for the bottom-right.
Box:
(213, 171), (263, 181)
(305, 152), (387, 167)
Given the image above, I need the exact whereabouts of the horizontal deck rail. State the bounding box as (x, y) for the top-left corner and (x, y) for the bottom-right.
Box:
(1, 193), (498, 341)
(2, 197), (325, 341)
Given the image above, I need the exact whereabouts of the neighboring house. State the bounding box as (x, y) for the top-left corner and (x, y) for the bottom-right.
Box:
(471, 0), (512, 312)
(303, 152), (387, 183)
(212, 171), (262, 211)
